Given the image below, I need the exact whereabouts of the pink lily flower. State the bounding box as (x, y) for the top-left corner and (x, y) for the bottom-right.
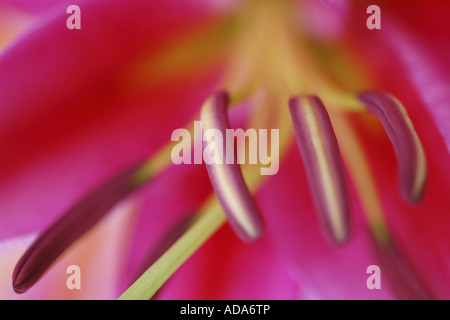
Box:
(0, 0), (449, 300)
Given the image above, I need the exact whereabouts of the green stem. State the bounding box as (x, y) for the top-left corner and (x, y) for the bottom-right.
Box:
(118, 199), (226, 300)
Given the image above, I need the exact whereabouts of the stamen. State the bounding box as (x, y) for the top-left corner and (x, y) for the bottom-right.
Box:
(200, 91), (264, 242)
(12, 163), (148, 294)
(289, 96), (350, 244)
(357, 91), (427, 203)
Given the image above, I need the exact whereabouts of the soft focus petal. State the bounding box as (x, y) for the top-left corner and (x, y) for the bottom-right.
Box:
(0, 0), (66, 14)
(0, 2), (33, 51)
(296, 0), (350, 40)
(0, 0), (229, 240)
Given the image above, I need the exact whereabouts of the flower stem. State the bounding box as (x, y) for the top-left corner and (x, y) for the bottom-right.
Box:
(118, 198), (226, 300)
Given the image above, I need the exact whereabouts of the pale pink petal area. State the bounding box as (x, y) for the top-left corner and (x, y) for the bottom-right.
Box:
(295, 0), (350, 40)
(0, 199), (138, 300)
(0, 0), (66, 14)
(0, 2), (34, 51)
(0, 0), (229, 240)
(156, 224), (300, 300)
(257, 144), (395, 299)
(1, 0), (238, 15)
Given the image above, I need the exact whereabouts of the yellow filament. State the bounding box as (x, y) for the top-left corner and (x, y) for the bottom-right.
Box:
(331, 113), (391, 245)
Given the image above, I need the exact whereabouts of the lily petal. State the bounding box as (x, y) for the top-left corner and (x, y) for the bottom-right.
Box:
(289, 96), (350, 244)
(0, 0), (227, 240)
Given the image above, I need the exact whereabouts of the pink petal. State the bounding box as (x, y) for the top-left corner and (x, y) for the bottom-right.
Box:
(0, 0), (66, 14)
(0, 0), (228, 240)
(295, 0), (350, 39)
(383, 22), (450, 155)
